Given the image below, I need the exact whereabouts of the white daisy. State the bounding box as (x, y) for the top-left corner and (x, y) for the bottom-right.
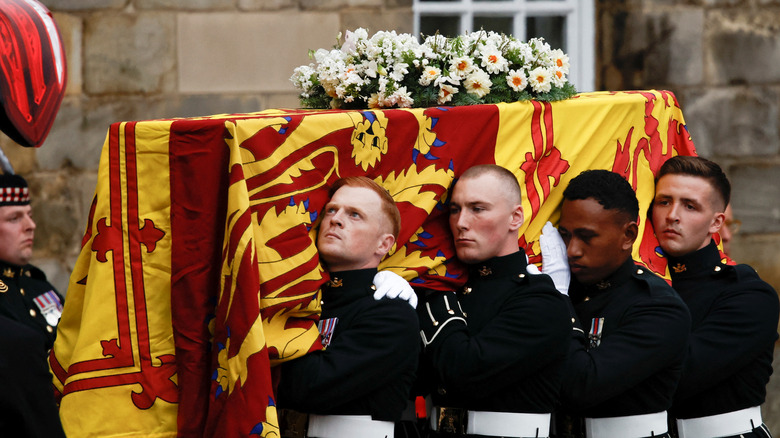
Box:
(438, 84), (458, 104)
(418, 66), (442, 86)
(464, 69), (492, 97)
(506, 69), (528, 92)
(529, 67), (552, 93)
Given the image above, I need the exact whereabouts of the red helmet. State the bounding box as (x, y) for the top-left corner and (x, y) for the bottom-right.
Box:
(0, 0), (66, 148)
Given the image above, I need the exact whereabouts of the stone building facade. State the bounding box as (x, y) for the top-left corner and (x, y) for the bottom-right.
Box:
(1, 0), (778, 429)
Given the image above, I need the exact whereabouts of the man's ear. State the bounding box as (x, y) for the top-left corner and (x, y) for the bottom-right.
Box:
(708, 211), (726, 235)
(509, 205), (524, 232)
(622, 221), (639, 251)
(375, 233), (396, 257)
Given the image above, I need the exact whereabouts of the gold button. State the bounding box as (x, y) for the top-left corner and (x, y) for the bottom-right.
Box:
(29, 309), (36, 317)
(518, 274), (525, 279)
(584, 297), (590, 302)
(714, 266), (722, 272)
(20, 288), (25, 296)
(370, 285), (377, 291)
(571, 318), (576, 323)
(637, 269), (644, 275)
(463, 287), (472, 294)
(47, 326), (53, 333)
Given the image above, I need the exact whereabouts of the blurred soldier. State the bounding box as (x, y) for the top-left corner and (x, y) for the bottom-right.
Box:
(417, 164), (571, 438)
(277, 176), (420, 438)
(0, 173), (63, 349)
(652, 156), (777, 438)
(546, 169), (690, 438)
(0, 173), (65, 436)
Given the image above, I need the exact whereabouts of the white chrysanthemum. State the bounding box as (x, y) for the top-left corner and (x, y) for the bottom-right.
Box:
(387, 86), (414, 108)
(480, 47), (509, 74)
(464, 69), (492, 97)
(552, 68), (567, 87)
(529, 67), (552, 93)
(367, 93), (381, 109)
(550, 49), (570, 74)
(389, 62), (409, 81)
(506, 69), (528, 92)
(418, 66), (442, 86)
(449, 56), (474, 78)
(438, 84), (458, 104)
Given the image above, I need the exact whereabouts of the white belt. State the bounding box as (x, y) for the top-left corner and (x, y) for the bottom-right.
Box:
(676, 406), (762, 438)
(307, 414), (394, 438)
(585, 411), (667, 438)
(467, 410), (550, 437)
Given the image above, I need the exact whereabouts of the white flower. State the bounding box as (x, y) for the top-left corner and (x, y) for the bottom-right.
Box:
(438, 84), (458, 104)
(480, 47), (509, 74)
(419, 66), (441, 86)
(529, 67), (552, 93)
(367, 93), (381, 109)
(388, 86), (414, 108)
(449, 56), (474, 78)
(552, 68), (567, 88)
(506, 69), (528, 92)
(464, 69), (492, 97)
(550, 49), (570, 74)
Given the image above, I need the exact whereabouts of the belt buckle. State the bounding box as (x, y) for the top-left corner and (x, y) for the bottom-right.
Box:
(436, 407), (467, 434)
(278, 409), (308, 438)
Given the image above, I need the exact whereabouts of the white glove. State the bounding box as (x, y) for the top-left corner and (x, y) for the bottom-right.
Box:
(373, 270), (418, 309)
(540, 221), (570, 295)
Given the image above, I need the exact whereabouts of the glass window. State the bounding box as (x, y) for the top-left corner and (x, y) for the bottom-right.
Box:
(413, 0), (595, 91)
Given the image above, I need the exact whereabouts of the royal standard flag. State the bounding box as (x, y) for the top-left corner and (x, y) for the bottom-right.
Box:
(51, 90), (698, 437)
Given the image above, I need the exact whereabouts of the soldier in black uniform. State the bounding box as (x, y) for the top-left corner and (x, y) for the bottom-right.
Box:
(0, 173), (63, 349)
(547, 170), (690, 438)
(417, 164), (571, 438)
(277, 176), (420, 438)
(0, 173), (65, 436)
(651, 156), (777, 438)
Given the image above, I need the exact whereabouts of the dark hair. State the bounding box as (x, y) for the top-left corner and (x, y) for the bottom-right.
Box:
(459, 164), (522, 204)
(563, 170), (639, 221)
(328, 176), (401, 238)
(657, 156), (730, 210)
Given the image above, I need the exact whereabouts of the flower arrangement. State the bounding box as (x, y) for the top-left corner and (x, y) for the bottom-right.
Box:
(290, 28), (577, 109)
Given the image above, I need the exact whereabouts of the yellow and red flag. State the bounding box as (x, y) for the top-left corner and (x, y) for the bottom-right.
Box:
(51, 90), (697, 437)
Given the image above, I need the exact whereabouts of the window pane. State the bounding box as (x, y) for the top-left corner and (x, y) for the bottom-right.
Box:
(420, 15), (461, 38)
(473, 16), (513, 35)
(526, 15), (566, 51)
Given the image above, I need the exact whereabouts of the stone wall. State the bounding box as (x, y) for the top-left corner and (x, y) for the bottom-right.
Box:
(2, 0), (780, 429)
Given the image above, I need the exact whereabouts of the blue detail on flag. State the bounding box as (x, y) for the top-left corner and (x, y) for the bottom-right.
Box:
(279, 127), (287, 134)
(431, 118), (439, 129)
(412, 241), (427, 247)
(419, 231), (433, 239)
(215, 385), (223, 399)
(411, 278), (425, 284)
(217, 342), (225, 351)
(250, 423), (264, 434)
(448, 160), (454, 171)
(424, 151), (439, 160)
(304, 198), (310, 209)
(288, 197), (295, 207)
(433, 138), (446, 147)
(412, 149), (420, 163)
(363, 111), (377, 123)
(211, 369), (218, 380)
(436, 250), (445, 258)
(268, 395), (276, 407)
(310, 211), (318, 223)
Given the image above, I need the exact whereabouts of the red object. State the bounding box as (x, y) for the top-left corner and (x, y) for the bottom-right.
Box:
(0, 0), (66, 148)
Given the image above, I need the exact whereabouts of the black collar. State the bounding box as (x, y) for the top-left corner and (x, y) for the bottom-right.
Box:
(467, 250), (529, 281)
(666, 239), (723, 280)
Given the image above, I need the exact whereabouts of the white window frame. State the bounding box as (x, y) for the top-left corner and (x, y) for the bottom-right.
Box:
(413, 0), (595, 92)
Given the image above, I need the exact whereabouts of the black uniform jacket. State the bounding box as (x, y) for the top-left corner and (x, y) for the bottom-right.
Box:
(562, 257), (691, 418)
(422, 250), (571, 414)
(277, 268), (420, 422)
(668, 240), (779, 419)
(0, 314), (66, 437)
(0, 261), (63, 350)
